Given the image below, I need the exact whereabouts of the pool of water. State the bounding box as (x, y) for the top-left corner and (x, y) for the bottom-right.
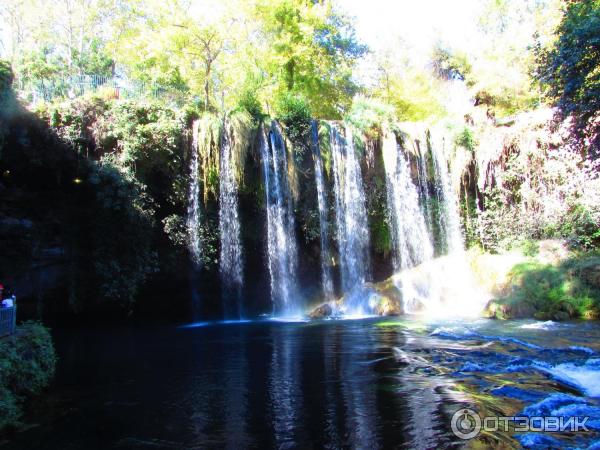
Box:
(2, 317), (599, 449)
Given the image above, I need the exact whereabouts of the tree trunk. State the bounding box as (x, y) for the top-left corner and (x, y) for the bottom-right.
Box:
(205, 63), (211, 110)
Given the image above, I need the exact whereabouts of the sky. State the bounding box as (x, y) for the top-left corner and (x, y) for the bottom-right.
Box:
(0, 0), (493, 55)
(343, 0), (482, 63)
(0, 0), (484, 60)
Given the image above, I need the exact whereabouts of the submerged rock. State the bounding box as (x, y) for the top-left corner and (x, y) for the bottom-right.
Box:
(372, 295), (403, 316)
(487, 298), (579, 321)
(484, 300), (536, 320)
(308, 303), (333, 319)
(365, 280), (404, 316)
(583, 308), (600, 320)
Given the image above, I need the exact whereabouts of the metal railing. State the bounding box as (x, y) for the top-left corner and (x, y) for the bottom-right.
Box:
(0, 305), (16, 337)
(15, 74), (189, 105)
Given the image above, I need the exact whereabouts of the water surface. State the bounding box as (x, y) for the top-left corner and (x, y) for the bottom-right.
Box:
(3, 318), (600, 449)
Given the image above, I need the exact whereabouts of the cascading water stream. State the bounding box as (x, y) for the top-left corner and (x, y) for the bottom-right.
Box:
(382, 131), (433, 271)
(260, 122), (299, 316)
(219, 123), (244, 318)
(311, 120), (335, 301)
(416, 140), (434, 237)
(187, 119), (203, 320)
(187, 119), (202, 267)
(330, 124), (371, 312)
(388, 129), (483, 316)
(429, 134), (463, 254)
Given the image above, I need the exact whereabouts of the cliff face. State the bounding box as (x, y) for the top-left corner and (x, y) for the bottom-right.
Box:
(2, 83), (598, 322)
(451, 107), (600, 252)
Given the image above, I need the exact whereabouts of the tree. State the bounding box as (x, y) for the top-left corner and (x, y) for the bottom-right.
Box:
(1, 0), (116, 80)
(254, 0), (365, 118)
(535, 0), (600, 156)
(367, 39), (446, 122)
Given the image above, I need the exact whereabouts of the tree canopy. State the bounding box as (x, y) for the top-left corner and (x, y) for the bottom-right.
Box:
(3, 0), (595, 131)
(536, 0), (600, 155)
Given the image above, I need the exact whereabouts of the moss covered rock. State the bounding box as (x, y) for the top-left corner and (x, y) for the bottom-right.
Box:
(482, 251), (600, 320)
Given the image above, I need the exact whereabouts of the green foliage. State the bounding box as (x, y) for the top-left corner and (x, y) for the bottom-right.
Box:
(227, 111), (255, 184)
(275, 93), (312, 153)
(454, 126), (477, 151)
(162, 214), (188, 248)
(257, 0), (365, 118)
(0, 322), (56, 431)
(0, 60), (15, 157)
(431, 45), (472, 81)
(0, 60), (14, 95)
(520, 239), (540, 257)
(345, 96), (395, 134)
(374, 64), (446, 122)
(497, 256), (600, 320)
(536, 0), (600, 153)
(89, 157), (158, 308)
(555, 204), (600, 251)
(99, 101), (184, 178)
(371, 216), (392, 255)
(195, 112), (223, 202)
(237, 89), (264, 122)
(367, 175), (392, 255)
(472, 116), (600, 253)
(317, 121), (333, 177)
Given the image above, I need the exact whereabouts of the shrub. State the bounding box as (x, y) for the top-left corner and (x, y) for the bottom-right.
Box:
(454, 126), (476, 151)
(0, 322), (57, 431)
(0, 60), (14, 96)
(274, 92), (312, 152)
(89, 157), (158, 309)
(345, 96), (395, 135)
(495, 255), (600, 320)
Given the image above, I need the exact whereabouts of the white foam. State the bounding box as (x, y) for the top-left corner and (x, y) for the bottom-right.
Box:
(543, 360), (600, 397)
(519, 321), (558, 330)
(267, 316), (309, 323)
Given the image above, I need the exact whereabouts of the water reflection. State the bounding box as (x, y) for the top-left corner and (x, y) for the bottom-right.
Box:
(269, 325), (301, 448)
(11, 318), (598, 449)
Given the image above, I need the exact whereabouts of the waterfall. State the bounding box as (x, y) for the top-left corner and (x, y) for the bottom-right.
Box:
(430, 134), (463, 254)
(219, 123), (244, 318)
(382, 131), (433, 271)
(187, 119), (202, 267)
(330, 124), (370, 311)
(389, 130), (480, 316)
(416, 140), (434, 237)
(260, 122), (299, 316)
(311, 120), (335, 301)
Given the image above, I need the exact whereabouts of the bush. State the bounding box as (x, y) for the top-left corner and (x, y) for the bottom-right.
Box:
(274, 92), (312, 151)
(0, 322), (57, 431)
(345, 96), (395, 135)
(89, 157), (158, 308)
(237, 90), (264, 122)
(0, 60), (14, 96)
(558, 204), (600, 250)
(535, 0), (600, 156)
(493, 255), (600, 320)
(454, 126), (476, 151)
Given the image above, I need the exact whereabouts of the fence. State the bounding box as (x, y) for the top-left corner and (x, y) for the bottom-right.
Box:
(0, 306), (16, 337)
(15, 74), (189, 105)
